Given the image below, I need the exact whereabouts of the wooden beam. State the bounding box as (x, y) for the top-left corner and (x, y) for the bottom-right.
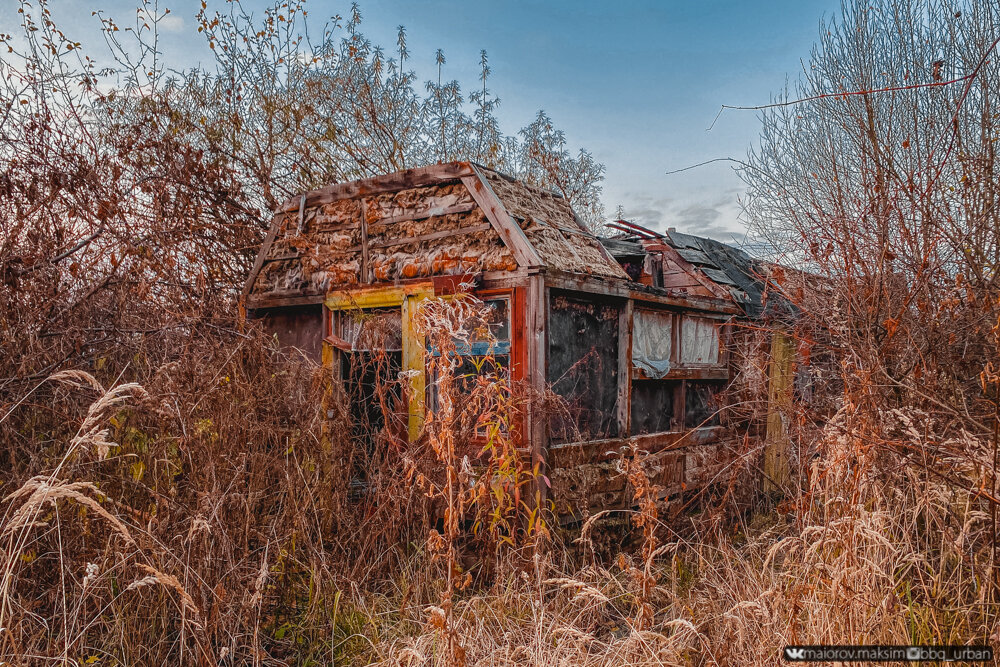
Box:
(479, 268), (531, 289)
(631, 366), (729, 381)
(359, 199), (371, 284)
(402, 293), (428, 441)
(617, 299), (633, 437)
(325, 283), (433, 310)
(462, 166), (543, 269)
(764, 330), (794, 494)
(525, 272), (548, 507)
(241, 210), (287, 303)
(277, 162), (477, 212)
(547, 426), (726, 468)
(245, 291), (326, 310)
(295, 193), (307, 234)
(543, 269), (739, 314)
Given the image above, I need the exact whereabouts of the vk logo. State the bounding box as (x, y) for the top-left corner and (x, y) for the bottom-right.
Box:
(784, 647), (806, 660)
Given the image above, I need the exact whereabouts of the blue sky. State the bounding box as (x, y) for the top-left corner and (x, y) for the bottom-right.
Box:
(9, 0), (841, 242)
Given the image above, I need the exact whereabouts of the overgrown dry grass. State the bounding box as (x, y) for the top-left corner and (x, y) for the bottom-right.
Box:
(3, 310), (998, 665)
(271, 403), (990, 666)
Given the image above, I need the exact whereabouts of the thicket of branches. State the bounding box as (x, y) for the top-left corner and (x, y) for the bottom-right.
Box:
(740, 0), (1000, 625)
(741, 0), (1000, 477)
(0, 1), (594, 663)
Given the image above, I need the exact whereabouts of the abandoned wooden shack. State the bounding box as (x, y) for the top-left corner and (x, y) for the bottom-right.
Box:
(242, 162), (789, 519)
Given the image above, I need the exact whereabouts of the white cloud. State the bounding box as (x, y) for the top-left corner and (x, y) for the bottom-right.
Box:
(138, 7), (184, 33)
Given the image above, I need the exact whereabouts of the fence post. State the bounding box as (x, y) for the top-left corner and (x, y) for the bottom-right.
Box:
(764, 330), (794, 494)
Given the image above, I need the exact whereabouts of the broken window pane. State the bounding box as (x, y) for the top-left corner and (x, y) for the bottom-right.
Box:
(332, 307), (407, 465)
(338, 308), (403, 351)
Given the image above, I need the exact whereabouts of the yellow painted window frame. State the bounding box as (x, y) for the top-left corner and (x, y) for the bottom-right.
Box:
(324, 286), (434, 441)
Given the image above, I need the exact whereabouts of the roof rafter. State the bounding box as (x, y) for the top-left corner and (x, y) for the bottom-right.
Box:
(461, 164), (543, 269)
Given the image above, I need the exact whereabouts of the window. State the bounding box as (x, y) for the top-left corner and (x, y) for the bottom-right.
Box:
(425, 297), (512, 436)
(630, 380), (678, 435)
(331, 307), (406, 445)
(334, 307), (402, 352)
(685, 380), (725, 427)
(547, 294), (621, 443)
(628, 308), (729, 435)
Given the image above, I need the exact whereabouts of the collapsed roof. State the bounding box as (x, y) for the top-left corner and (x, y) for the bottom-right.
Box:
(602, 220), (774, 318)
(243, 161), (782, 319)
(244, 161), (627, 305)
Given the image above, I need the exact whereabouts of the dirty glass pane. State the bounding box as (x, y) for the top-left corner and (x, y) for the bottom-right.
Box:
(426, 297), (512, 422)
(547, 293), (620, 443)
(629, 380), (677, 435)
(479, 298), (510, 343)
(685, 381), (725, 427)
(338, 308), (403, 352)
(461, 297), (510, 354)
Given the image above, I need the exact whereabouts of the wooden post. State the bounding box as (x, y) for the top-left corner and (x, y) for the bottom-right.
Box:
(526, 272), (548, 507)
(671, 314), (684, 430)
(401, 294), (426, 441)
(617, 299), (634, 437)
(359, 199), (371, 284)
(764, 330), (795, 494)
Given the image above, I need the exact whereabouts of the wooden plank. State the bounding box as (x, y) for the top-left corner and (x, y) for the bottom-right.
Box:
(374, 202), (476, 226)
(617, 299), (634, 437)
(369, 223), (491, 250)
(479, 269), (531, 290)
(764, 330), (794, 493)
(295, 193), (307, 234)
(462, 166), (543, 268)
(632, 366), (729, 381)
(543, 269), (739, 314)
(325, 284), (433, 310)
(547, 426), (726, 469)
(359, 199), (371, 284)
(246, 292), (326, 310)
(277, 162), (477, 212)
(719, 320), (733, 368)
(402, 294), (427, 441)
(241, 210), (286, 302)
